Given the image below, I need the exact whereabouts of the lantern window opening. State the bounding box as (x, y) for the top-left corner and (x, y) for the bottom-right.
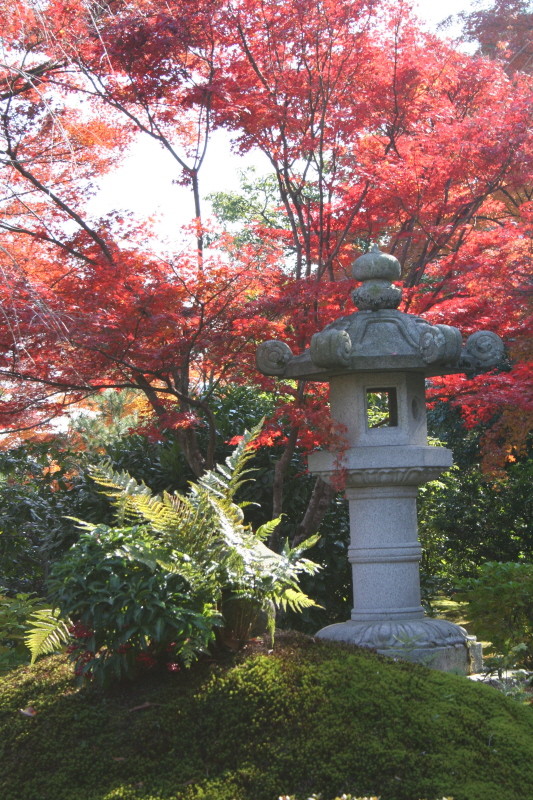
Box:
(365, 387), (398, 428)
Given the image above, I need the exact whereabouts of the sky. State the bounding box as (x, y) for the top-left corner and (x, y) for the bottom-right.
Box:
(87, 0), (480, 245)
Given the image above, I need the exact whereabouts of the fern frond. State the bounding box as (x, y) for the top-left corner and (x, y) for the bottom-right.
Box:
(89, 463), (194, 540)
(289, 532), (321, 554)
(25, 609), (72, 664)
(273, 587), (321, 613)
(198, 421), (263, 501)
(89, 462), (153, 499)
(89, 463), (158, 525)
(280, 535), (322, 575)
(255, 516), (282, 542)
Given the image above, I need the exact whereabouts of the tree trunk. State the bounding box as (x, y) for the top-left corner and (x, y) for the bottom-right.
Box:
(292, 477), (336, 547)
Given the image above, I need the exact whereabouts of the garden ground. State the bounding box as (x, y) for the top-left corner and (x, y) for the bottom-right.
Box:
(1, 632), (532, 800)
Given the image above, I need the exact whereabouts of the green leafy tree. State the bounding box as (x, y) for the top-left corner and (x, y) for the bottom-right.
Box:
(457, 561), (533, 668)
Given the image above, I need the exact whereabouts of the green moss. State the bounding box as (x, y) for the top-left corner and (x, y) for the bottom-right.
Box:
(1, 634), (532, 800)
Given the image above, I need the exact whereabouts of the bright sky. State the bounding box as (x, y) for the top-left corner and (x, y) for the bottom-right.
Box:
(87, 0), (480, 244)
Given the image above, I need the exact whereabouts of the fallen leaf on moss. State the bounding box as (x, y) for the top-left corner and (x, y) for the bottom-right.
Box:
(19, 707), (37, 717)
(128, 701), (159, 712)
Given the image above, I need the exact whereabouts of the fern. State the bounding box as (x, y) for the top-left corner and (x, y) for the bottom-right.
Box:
(255, 517), (282, 542)
(87, 466), (218, 564)
(272, 587), (319, 613)
(75, 422), (321, 651)
(25, 609), (72, 664)
(198, 421), (263, 501)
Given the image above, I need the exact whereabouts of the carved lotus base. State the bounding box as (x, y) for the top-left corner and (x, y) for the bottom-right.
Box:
(316, 617), (483, 674)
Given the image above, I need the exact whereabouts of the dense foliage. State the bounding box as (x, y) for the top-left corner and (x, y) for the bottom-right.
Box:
(0, 438), (114, 594)
(457, 561), (533, 669)
(419, 457), (533, 588)
(24, 429), (320, 683)
(0, 389), (530, 641)
(0, 592), (45, 674)
(47, 523), (220, 684)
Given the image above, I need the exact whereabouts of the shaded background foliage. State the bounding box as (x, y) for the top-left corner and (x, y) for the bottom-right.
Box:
(1, 388), (530, 642)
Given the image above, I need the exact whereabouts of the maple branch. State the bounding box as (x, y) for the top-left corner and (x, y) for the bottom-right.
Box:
(0, 374), (139, 434)
(271, 420), (300, 539)
(132, 374), (170, 417)
(234, 17), (271, 92)
(499, 184), (530, 210)
(317, 180), (372, 280)
(383, 19), (404, 158)
(0, 221), (97, 265)
(403, 165), (512, 289)
(270, 381), (306, 543)
(75, 71), (192, 170)
(192, 61), (215, 169)
(73, 66), (211, 259)
(173, 381), (218, 471)
(389, 217), (416, 268)
(272, 162), (305, 279)
(475, 216), (506, 226)
(133, 363), (216, 476)
(0, 59), (66, 101)
(1, 113), (114, 263)
(0, 369), (139, 396)
(274, 127), (317, 277)
(0, 395), (92, 434)
(292, 476), (336, 547)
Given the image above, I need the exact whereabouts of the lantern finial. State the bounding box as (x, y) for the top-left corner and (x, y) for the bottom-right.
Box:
(351, 246), (402, 310)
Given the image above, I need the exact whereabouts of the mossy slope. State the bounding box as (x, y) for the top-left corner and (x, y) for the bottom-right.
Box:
(1, 634), (532, 800)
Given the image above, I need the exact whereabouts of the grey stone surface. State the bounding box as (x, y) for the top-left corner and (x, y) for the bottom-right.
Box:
(256, 307), (503, 379)
(327, 371), (429, 446)
(315, 618), (480, 674)
(352, 245), (402, 282)
(309, 446), (453, 479)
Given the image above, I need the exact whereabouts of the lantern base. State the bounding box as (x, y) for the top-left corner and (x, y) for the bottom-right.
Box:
(315, 617), (483, 674)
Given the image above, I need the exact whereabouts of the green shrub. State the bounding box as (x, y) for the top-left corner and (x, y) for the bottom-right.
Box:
(457, 561), (533, 668)
(47, 524), (219, 683)
(0, 439), (116, 595)
(30, 428), (320, 684)
(0, 592), (44, 674)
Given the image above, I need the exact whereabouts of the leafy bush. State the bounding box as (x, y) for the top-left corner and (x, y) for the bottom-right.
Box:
(47, 524), (219, 683)
(0, 592), (45, 674)
(0, 440), (114, 595)
(418, 460), (533, 586)
(456, 561), (533, 668)
(29, 428), (320, 683)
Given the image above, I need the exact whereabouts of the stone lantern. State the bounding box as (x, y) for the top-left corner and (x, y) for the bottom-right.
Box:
(256, 246), (505, 673)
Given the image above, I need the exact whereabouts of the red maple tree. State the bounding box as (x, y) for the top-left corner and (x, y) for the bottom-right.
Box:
(457, 0), (533, 76)
(0, 0), (531, 529)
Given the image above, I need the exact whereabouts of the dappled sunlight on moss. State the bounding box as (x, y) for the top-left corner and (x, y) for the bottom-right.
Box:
(1, 636), (532, 800)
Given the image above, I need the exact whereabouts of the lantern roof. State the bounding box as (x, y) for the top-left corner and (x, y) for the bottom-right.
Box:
(256, 246), (505, 381)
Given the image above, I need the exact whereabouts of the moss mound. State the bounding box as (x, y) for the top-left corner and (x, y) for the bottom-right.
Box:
(1, 633), (532, 800)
